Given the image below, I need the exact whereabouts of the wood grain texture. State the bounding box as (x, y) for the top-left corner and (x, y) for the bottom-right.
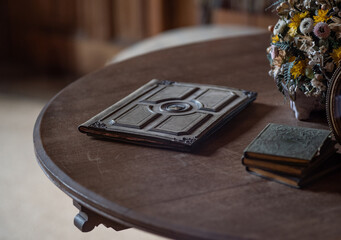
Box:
(34, 33), (341, 240)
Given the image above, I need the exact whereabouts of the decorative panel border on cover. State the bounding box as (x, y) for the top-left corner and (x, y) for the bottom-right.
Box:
(79, 79), (257, 151)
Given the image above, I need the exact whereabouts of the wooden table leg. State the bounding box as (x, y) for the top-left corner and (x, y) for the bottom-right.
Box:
(73, 200), (129, 232)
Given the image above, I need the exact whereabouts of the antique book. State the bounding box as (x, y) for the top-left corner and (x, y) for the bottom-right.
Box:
(246, 153), (341, 188)
(244, 123), (333, 164)
(242, 140), (337, 177)
(79, 79), (257, 151)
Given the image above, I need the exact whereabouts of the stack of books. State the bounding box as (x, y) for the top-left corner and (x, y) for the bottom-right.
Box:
(242, 123), (340, 188)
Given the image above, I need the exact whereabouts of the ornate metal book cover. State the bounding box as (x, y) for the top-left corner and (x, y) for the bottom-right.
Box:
(79, 79), (257, 151)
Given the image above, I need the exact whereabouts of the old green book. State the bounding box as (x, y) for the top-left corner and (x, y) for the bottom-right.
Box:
(242, 140), (337, 176)
(244, 123), (332, 164)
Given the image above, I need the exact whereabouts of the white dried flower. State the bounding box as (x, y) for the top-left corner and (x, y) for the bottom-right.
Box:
(308, 51), (324, 66)
(303, 0), (312, 9)
(273, 19), (286, 35)
(270, 46), (279, 59)
(311, 78), (327, 96)
(300, 18), (314, 34)
(295, 35), (315, 52)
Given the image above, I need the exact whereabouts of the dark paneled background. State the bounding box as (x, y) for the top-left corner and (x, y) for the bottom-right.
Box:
(0, 0), (275, 75)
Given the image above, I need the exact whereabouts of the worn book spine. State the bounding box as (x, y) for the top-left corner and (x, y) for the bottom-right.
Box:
(246, 167), (301, 188)
(246, 153), (341, 188)
(242, 157), (305, 176)
(242, 141), (337, 177)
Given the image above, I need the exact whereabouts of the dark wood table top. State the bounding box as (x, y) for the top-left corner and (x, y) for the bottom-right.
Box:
(34, 33), (341, 240)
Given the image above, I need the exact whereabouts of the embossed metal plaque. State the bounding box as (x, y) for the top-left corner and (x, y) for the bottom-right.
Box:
(79, 79), (257, 151)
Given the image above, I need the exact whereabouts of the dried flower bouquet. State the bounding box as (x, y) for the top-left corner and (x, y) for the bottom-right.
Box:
(267, 0), (341, 105)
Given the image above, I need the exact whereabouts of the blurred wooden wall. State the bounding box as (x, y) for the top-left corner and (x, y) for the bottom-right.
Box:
(0, 0), (10, 61)
(212, 0), (275, 29)
(2, 0), (199, 74)
(1, 0), (274, 75)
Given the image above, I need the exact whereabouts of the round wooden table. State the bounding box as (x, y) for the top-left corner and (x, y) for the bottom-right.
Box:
(34, 33), (341, 240)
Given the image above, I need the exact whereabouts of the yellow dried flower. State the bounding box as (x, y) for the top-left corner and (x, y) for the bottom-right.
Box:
(299, 11), (309, 19)
(313, 9), (331, 24)
(272, 35), (280, 43)
(291, 60), (306, 78)
(331, 47), (341, 65)
(288, 12), (309, 36)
